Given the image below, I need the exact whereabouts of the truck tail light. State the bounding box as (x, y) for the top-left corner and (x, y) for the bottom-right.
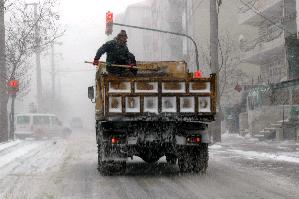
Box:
(194, 70), (202, 78)
(186, 136), (201, 144)
(111, 137), (120, 144)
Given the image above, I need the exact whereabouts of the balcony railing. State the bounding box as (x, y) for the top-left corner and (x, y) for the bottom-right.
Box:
(240, 27), (283, 52)
(239, 0), (258, 13)
(239, 0), (281, 13)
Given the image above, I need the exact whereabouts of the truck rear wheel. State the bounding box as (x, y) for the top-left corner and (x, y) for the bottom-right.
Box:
(178, 151), (192, 172)
(97, 143), (104, 173)
(99, 161), (126, 175)
(178, 144), (208, 173)
(97, 143), (126, 175)
(191, 144), (208, 173)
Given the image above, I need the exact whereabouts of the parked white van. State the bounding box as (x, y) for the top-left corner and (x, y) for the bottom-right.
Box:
(15, 113), (71, 139)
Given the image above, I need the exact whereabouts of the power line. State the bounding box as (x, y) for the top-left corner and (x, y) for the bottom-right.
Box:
(239, 0), (293, 35)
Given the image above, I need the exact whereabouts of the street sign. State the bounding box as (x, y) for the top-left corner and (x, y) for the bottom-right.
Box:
(234, 83), (242, 92)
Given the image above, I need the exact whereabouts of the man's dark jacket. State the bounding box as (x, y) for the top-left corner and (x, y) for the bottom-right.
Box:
(95, 39), (136, 74)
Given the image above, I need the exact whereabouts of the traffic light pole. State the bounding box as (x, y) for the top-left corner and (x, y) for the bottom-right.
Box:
(9, 94), (15, 140)
(51, 42), (55, 102)
(210, 0), (221, 142)
(112, 22), (200, 70)
(7, 79), (19, 140)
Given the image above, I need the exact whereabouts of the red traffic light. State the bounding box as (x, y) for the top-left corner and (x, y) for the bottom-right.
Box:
(105, 11), (113, 35)
(7, 79), (19, 95)
(111, 137), (120, 144)
(8, 79), (19, 89)
(106, 11), (113, 23)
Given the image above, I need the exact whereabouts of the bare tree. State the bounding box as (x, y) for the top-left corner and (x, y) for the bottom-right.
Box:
(0, 0), (8, 142)
(199, 31), (249, 108)
(0, 0), (64, 141)
(5, 0), (63, 93)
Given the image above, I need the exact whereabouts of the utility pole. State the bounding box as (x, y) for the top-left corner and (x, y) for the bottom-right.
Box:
(210, 0), (221, 142)
(51, 43), (55, 102)
(0, 0), (8, 142)
(50, 42), (62, 103)
(26, 3), (42, 112)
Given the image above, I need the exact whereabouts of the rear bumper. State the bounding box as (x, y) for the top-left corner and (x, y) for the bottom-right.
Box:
(101, 142), (209, 161)
(97, 121), (210, 160)
(98, 120), (209, 141)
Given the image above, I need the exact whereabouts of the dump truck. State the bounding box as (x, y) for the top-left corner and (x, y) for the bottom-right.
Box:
(88, 61), (217, 174)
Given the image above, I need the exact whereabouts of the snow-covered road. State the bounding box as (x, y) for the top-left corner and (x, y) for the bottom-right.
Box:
(0, 131), (298, 199)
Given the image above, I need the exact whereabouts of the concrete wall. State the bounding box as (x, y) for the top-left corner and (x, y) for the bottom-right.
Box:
(115, 0), (185, 62)
(248, 105), (292, 135)
(114, 2), (153, 61)
(187, 0), (257, 73)
(239, 112), (249, 131)
(150, 0), (184, 61)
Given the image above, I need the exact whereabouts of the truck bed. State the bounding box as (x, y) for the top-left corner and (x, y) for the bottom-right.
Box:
(96, 72), (217, 122)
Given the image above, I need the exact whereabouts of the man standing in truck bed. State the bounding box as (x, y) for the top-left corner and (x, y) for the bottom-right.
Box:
(93, 30), (137, 75)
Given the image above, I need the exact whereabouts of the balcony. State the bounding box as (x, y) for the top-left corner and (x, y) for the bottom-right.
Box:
(239, 0), (283, 26)
(240, 28), (285, 64)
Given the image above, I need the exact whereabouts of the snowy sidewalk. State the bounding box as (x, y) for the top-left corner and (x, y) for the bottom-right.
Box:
(0, 139), (44, 168)
(0, 140), (22, 152)
(210, 133), (299, 164)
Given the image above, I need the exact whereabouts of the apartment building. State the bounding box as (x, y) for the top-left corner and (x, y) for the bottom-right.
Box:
(114, 1), (153, 61)
(146, 0), (185, 61)
(114, 0), (186, 62)
(239, 0), (297, 84)
(239, 0), (299, 138)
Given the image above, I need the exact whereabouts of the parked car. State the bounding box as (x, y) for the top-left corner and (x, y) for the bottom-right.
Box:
(15, 113), (71, 139)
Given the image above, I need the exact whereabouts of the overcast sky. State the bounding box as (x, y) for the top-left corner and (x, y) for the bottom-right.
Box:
(18, 0), (146, 123)
(59, 0), (145, 65)
(52, 0), (145, 124)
